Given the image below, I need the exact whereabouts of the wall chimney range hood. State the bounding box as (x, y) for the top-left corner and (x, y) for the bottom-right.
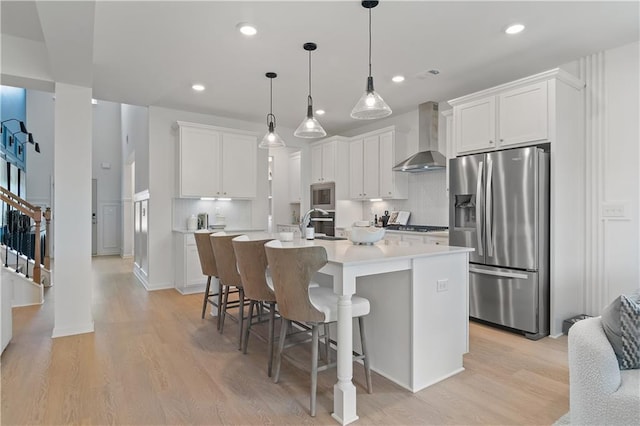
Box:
(393, 101), (446, 172)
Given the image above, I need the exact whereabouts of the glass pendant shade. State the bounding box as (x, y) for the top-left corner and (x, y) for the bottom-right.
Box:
(294, 101), (326, 138)
(259, 72), (285, 149)
(259, 121), (285, 148)
(351, 76), (392, 119)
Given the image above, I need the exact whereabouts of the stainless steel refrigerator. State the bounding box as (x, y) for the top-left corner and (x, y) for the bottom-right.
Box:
(449, 146), (549, 340)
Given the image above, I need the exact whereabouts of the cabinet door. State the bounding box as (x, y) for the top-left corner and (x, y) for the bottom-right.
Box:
(455, 97), (496, 154)
(321, 141), (337, 183)
(221, 133), (257, 198)
(185, 244), (206, 285)
(311, 144), (323, 183)
(179, 126), (220, 197)
(289, 152), (301, 203)
(379, 131), (396, 198)
(362, 136), (379, 198)
(349, 139), (364, 199)
(425, 235), (449, 246)
(402, 234), (424, 243)
(499, 81), (548, 147)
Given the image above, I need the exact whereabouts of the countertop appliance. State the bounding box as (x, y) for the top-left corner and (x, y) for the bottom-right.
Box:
(449, 146), (550, 340)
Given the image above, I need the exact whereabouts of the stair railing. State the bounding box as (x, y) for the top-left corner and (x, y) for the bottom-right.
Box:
(0, 186), (49, 284)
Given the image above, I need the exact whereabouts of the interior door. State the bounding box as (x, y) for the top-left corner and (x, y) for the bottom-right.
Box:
(449, 153), (485, 264)
(485, 147), (538, 270)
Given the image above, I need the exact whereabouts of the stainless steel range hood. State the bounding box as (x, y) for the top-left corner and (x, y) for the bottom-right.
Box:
(393, 101), (446, 172)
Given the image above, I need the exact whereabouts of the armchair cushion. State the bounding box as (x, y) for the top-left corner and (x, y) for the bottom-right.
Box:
(620, 294), (640, 369)
(601, 289), (640, 369)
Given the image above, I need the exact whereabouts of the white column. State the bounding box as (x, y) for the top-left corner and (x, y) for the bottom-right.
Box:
(52, 83), (94, 338)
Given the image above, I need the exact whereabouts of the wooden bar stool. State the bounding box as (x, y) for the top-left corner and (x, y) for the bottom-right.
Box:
(210, 232), (246, 350)
(193, 230), (221, 322)
(232, 235), (278, 376)
(264, 241), (373, 417)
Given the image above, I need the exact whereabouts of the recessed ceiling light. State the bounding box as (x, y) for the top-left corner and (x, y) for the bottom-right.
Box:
(192, 84), (205, 91)
(315, 109), (325, 116)
(392, 75), (405, 83)
(505, 23), (525, 35)
(91, 98), (98, 105)
(428, 69), (440, 75)
(237, 22), (257, 36)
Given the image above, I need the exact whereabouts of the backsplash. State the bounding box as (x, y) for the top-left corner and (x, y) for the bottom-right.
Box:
(364, 169), (448, 226)
(173, 198), (253, 230)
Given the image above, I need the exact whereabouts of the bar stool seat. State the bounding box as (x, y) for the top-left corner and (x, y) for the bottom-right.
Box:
(309, 287), (370, 322)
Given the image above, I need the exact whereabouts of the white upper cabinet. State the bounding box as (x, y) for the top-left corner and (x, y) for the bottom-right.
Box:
(176, 121), (257, 198)
(220, 132), (257, 198)
(348, 127), (407, 201)
(178, 125), (220, 198)
(349, 137), (380, 199)
(289, 151), (301, 203)
(311, 140), (337, 183)
(449, 69), (582, 156)
(499, 81), (548, 147)
(455, 96), (496, 154)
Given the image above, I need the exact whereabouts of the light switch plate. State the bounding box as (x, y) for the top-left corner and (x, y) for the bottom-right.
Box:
(437, 279), (448, 292)
(601, 201), (630, 220)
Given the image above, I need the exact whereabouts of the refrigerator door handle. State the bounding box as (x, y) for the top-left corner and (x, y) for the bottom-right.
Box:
(485, 157), (493, 257)
(469, 266), (528, 280)
(475, 161), (484, 256)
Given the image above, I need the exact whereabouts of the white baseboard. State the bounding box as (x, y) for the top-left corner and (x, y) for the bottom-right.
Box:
(133, 265), (149, 289)
(176, 283), (206, 295)
(52, 321), (95, 338)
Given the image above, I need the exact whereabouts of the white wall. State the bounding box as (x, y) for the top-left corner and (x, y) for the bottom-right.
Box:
(92, 100), (122, 255)
(602, 41), (639, 301)
(121, 104), (149, 193)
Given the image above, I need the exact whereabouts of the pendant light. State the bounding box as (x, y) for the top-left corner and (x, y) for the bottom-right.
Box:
(259, 72), (286, 149)
(351, 0), (392, 120)
(294, 42), (326, 138)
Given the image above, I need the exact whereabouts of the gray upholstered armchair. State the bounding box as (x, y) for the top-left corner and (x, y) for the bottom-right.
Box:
(568, 317), (640, 425)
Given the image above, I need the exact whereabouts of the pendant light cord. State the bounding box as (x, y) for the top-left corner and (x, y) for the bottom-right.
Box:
(308, 49), (312, 105)
(368, 7), (372, 78)
(270, 78), (273, 115)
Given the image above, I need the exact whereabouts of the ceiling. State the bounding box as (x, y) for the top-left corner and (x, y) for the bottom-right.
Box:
(2, 1), (639, 136)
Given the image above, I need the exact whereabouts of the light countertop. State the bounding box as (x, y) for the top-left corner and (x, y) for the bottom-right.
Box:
(173, 228), (266, 234)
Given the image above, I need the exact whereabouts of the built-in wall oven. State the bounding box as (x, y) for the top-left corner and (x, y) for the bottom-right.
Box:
(310, 182), (335, 236)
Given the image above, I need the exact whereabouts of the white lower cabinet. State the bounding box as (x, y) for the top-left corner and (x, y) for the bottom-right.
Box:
(384, 231), (449, 245)
(174, 233), (208, 294)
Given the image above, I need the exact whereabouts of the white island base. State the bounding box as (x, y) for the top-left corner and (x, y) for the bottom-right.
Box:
(319, 250), (469, 393)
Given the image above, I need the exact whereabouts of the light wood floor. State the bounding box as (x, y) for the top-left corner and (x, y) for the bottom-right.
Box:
(1, 256), (569, 425)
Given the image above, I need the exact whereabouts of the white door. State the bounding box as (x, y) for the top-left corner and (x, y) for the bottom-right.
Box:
(362, 136), (380, 199)
(221, 133), (257, 198)
(179, 126), (220, 197)
(349, 139), (364, 199)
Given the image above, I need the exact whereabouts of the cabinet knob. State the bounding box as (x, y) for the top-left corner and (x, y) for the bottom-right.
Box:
(224, 192), (227, 195)
(363, 193), (366, 196)
(489, 140), (494, 144)
(500, 139), (504, 142)
(388, 192), (392, 195)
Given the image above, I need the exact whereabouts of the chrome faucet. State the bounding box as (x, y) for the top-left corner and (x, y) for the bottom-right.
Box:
(300, 208), (329, 235)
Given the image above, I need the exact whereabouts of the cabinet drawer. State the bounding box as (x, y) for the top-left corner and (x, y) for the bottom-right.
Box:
(185, 234), (196, 246)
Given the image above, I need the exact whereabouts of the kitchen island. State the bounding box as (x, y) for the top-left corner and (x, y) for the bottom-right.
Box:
(262, 236), (473, 425)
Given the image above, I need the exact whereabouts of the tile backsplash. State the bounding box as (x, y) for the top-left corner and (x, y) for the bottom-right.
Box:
(173, 198), (253, 230)
(364, 169), (448, 226)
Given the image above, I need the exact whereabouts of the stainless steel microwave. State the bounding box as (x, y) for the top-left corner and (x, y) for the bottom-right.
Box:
(310, 182), (335, 210)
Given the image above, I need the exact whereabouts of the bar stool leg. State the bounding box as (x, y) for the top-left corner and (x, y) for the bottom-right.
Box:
(310, 324), (320, 417)
(201, 276), (212, 319)
(359, 317), (373, 394)
(219, 284), (230, 333)
(242, 300), (255, 354)
(323, 323), (331, 362)
(216, 280), (223, 330)
(238, 288), (245, 351)
(273, 318), (289, 383)
(267, 302), (276, 377)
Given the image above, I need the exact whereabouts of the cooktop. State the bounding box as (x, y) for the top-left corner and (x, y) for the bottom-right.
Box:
(385, 225), (448, 233)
